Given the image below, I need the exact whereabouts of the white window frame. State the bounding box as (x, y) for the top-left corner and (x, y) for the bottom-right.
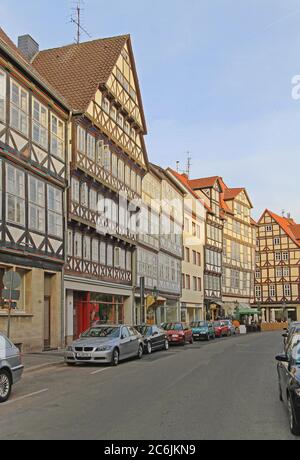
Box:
(77, 126), (86, 154)
(6, 163), (25, 226)
(284, 284), (291, 297)
(282, 252), (289, 261)
(32, 98), (48, 150)
(87, 133), (95, 161)
(47, 185), (63, 238)
(0, 69), (6, 122)
(74, 232), (82, 258)
(110, 105), (117, 121)
(83, 235), (91, 261)
(269, 285), (276, 297)
(10, 79), (29, 136)
(266, 225), (272, 232)
(51, 114), (65, 160)
(102, 97), (110, 114)
(29, 175), (45, 233)
(71, 177), (80, 203)
(274, 237), (280, 246)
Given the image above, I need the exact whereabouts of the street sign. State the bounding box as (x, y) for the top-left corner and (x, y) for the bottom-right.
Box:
(1, 290), (20, 301)
(3, 272), (21, 290)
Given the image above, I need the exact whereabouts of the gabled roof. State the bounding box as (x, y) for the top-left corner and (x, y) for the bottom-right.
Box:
(261, 210), (300, 248)
(32, 35), (147, 132)
(188, 176), (219, 189)
(223, 188), (244, 201)
(168, 169), (208, 211)
(0, 28), (70, 111)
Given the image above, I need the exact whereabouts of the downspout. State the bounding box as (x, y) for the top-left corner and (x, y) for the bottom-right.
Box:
(61, 110), (73, 348)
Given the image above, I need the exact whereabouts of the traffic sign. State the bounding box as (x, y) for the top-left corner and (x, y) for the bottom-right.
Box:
(3, 272), (21, 290)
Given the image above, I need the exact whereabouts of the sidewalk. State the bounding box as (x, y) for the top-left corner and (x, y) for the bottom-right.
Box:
(23, 350), (65, 374)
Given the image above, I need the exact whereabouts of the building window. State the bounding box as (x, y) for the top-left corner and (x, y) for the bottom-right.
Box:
(103, 145), (111, 172)
(185, 247), (190, 263)
(87, 134), (95, 161)
(83, 235), (91, 261)
(269, 285), (276, 297)
(274, 237), (280, 246)
(255, 285), (261, 299)
(90, 188), (98, 212)
(193, 250), (197, 265)
(182, 273), (185, 289)
(0, 70), (6, 122)
(255, 269), (261, 279)
(275, 252), (281, 262)
(126, 251), (132, 271)
(276, 268), (283, 278)
(6, 163), (25, 226)
(117, 113), (124, 129)
(47, 185), (63, 238)
(124, 121), (130, 136)
(125, 165), (131, 187)
(197, 252), (201, 266)
(282, 252), (289, 261)
(131, 170), (136, 191)
(193, 277), (197, 291)
(112, 154), (118, 178)
(266, 225), (272, 232)
(74, 232), (82, 258)
(80, 183), (88, 207)
(184, 218), (189, 233)
(10, 79), (29, 136)
(51, 114), (65, 159)
(198, 278), (202, 291)
(102, 97), (110, 114)
(67, 230), (73, 256)
(100, 241), (106, 265)
(284, 284), (291, 297)
(192, 222), (196, 236)
(110, 105), (117, 121)
(196, 225), (201, 239)
(186, 275), (191, 290)
(137, 175), (142, 195)
(283, 267), (290, 277)
(118, 159), (125, 183)
(32, 98), (48, 149)
(77, 126), (86, 153)
(29, 176), (45, 232)
(71, 177), (80, 203)
(107, 244), (113, 266)
(92, 239), (99, 263)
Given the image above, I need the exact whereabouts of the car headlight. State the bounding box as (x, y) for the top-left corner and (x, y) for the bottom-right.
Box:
(66, 346), (73, 351)
(295, 388), (300, 397)
(96, 346), (112, 352)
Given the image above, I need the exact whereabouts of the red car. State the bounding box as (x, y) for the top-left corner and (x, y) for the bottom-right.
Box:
(213, 321), (230, 338)
(164, 323), (193, 345)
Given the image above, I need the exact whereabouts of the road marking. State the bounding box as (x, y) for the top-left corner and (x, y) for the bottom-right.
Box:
(4, 388), (49, 405)
(90, 368), (109, 375)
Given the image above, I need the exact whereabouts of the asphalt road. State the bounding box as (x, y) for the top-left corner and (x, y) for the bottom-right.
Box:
(0, 331), (298, 440)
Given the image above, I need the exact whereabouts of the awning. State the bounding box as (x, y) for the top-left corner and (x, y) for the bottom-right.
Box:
(236, 308), (261, 316)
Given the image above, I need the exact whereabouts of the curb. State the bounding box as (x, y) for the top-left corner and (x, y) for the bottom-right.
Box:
(24, 361), (65, 374)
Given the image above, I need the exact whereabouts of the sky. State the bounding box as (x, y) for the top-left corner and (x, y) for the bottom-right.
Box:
(1, 0), (300, 221)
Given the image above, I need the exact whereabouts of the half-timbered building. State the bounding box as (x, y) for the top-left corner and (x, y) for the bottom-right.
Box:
(255, 210), (300, 322)
(0, 30), (69, 351)
(32, 35), (149, 340)
(189, 177), (224, 320)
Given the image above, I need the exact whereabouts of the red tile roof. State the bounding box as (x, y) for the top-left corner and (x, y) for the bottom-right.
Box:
(32, 35), (147, 132)
(188, 176), (219, 189)
(263, 210), (300, 247)
(168, 169), (210, 211)
(223, 188), (244, 201)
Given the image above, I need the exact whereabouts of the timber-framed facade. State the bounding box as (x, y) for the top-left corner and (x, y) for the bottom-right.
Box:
(0, 29), (69, 351)
(33, 35), (149, 340)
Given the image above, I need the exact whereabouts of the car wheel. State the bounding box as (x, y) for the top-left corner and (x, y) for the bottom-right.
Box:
(0, 369), (12, 403)
(111, 348), (119, 367)
(147, 341), (152, 355)
(288, 394), (300, 436)
(137, 344), (143, 360)
(66, 362), (76, 367)
(164, 340), (169, 351)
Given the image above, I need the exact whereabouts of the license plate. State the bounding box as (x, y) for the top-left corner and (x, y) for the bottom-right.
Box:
(194, 334), (200, 337)
(76, 353), (91, 358)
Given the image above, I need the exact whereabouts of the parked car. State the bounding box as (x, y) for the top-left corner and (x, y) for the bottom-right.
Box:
(135, 325), (169, 354)
(276, 337), (300, 436)
(0, 333), (24, 403)
(213, 321), (230, 338)
(284, 333), (300, 355)
(190, 321), (215, 341)
(221, 320), (236, 336)
(163, 323), (193, 345)
(65, 325), (144, 367)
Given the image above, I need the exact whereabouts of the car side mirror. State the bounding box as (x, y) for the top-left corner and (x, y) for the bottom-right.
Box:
(282, 333), (288, 338)
(276, 354), (289, 363)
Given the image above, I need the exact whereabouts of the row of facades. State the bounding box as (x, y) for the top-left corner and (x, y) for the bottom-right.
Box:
(0, 29), (299, 351)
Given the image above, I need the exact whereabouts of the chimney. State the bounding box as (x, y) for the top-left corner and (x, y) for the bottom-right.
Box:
(18, 35), (39, 61)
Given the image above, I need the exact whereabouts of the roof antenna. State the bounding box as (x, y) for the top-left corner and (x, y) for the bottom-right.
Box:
(282, 209), (285, 217)
(70, 0), (91, 44)
(186, 152), (192, 179)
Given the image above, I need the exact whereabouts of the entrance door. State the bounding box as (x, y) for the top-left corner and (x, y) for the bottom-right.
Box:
(44, 297), (51, 350)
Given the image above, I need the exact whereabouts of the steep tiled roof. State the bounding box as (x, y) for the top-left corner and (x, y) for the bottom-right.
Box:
(168, 169), (209, 211)
(188, 176), (219, 189)
(0, 28), (69, 110)
(223, 188), (244, 201)
(32, 35), (147, 132)
(263, 210), (300, 248)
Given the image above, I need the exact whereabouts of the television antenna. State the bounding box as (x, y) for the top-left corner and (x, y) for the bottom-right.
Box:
(176, 152), (192, 178)
(70, 0), (91, 44)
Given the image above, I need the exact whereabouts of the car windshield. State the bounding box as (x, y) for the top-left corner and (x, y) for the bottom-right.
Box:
(214, 322), (221, 327)
(136, 326), (152, 336)
(166, 323), (183, 331)
(191, 322), (206, 328)
(81, 327), (120, 338)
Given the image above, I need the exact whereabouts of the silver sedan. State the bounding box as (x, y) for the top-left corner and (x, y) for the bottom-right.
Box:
(0, 333), (24, 403)
(65, 325), (144, 367)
